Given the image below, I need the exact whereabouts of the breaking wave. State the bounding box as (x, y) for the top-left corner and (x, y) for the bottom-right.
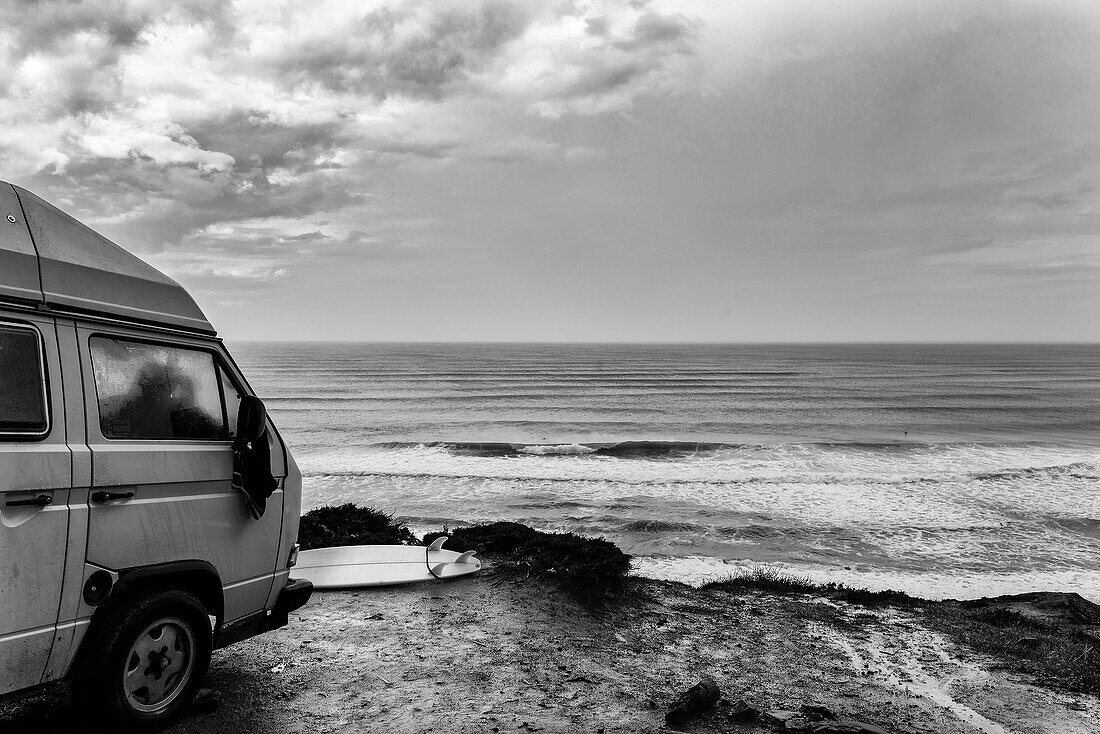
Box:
(369, 440), (737, 458)
(969, 462), (1100, 482)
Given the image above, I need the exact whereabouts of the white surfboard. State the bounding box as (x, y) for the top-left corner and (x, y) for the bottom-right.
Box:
(295, 537), (481, 589)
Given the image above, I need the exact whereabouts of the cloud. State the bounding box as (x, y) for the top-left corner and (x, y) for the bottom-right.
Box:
(925, 236), (1100, 283)
(0, 0), (702, 326)
(0, 0), (699, 266)
(495, 3), (700, 118)
(620, 10), (695, 50)
(265, 1), (536, 100)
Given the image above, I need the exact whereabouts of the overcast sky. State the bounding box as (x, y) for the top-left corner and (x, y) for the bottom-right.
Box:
(2, 0), (1098, 342)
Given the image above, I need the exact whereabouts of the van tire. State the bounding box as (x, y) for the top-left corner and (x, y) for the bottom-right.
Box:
(75, 589), (212, 731)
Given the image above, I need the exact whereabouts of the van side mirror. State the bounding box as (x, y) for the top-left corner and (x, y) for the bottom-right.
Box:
(236, 395), (268, 444)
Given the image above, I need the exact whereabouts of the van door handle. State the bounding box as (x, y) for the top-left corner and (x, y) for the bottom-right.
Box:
(5, 493), (53, 508)
(92, 490), (136, 503)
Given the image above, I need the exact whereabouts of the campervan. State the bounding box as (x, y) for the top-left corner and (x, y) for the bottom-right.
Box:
(0, 182), (312, 728)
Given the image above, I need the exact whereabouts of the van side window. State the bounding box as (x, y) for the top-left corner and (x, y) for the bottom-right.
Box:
(219, 365), (242, 439)
(90, 337), (227, 440)
(0, 324), (48, 436)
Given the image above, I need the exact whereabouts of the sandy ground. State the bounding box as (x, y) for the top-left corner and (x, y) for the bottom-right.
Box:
(3, 569), (1097, 733)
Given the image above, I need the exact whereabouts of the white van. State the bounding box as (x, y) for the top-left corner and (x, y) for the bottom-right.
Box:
(0, 182), (313, 729)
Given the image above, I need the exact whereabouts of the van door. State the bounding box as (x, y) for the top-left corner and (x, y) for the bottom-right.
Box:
(0, 317), (71, 694)
(77, 327), (285, 623)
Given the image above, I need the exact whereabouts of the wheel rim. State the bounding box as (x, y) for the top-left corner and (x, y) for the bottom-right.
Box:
(122, 616), (196, 714)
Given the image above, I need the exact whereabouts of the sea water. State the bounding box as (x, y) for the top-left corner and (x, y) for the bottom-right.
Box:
(230, 342), (1100, 602)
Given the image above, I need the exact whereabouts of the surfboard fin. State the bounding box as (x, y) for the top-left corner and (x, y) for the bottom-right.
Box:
(453, 550), (477, 565)
(427, 536), (448, 552)
(430, 562), (449, 576)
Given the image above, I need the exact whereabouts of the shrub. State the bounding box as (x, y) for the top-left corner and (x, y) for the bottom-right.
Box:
(425, 521), (631, 606)
(298, 503), (417, 550)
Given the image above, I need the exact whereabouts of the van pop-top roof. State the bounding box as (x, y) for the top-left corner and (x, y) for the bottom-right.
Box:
(0, 181), (214, 335)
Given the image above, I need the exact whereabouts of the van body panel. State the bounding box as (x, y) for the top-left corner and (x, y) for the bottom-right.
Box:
(0, 184), (41, 304)
(41, 619), (91, 684)
(46, 321), (93, 683)
(0, 633), (52, 694)
(270, 449), (304, 606)
(264, 569), (293, 610)
(42, 499), (90, 683)
(9, 184), (214, 335)
(0, 316), (71, 693)
(77, 325), (285, 625)
(54, 321), (92, 488)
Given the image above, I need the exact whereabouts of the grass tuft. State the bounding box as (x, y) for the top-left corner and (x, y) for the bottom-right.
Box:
(703, 566), (921, 608)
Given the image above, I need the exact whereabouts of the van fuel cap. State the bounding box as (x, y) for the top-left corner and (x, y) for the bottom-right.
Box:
(83, 570), (113, 605)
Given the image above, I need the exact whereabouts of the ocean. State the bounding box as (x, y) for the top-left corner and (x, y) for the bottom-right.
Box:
(229, 342), (1100, 602)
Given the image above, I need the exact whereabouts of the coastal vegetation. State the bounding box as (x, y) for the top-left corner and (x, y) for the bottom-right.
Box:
(423, 521), (632, 606)
(297, 503), (418, 549)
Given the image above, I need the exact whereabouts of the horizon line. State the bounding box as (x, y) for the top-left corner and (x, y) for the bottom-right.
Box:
(221, 338), (1100, 346)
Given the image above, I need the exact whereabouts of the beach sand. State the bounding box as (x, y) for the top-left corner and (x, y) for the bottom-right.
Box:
(3, 570), (1097, 734)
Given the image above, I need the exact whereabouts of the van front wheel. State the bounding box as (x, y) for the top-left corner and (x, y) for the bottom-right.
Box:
(78, 589), (212, 730)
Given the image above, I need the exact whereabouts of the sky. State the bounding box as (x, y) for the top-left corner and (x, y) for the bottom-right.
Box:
(1, 0), (1098, 342)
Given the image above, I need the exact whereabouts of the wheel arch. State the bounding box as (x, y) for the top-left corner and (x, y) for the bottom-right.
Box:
(71, 561), (223, 677)
(111, 560), (223, 621)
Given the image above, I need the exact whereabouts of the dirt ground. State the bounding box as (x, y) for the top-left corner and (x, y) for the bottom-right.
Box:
(3, 569), (1097, 734)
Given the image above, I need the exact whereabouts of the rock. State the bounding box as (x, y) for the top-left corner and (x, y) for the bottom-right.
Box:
(189, 688), (221, 715)
(801, 703), (837, 721)
(762, 710), (802, 726)
(728, 698), (759, 721)
(665, 677), (721, 726)
(785, 716), (812, 731)
(855, 724), (889, 734)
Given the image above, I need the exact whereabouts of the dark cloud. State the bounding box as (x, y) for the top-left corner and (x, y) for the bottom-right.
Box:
(273, 1), (534, 99)
(1, 0), (150, 57)
(186, 112), (348, 174)
(0, 0), (236, 117)
(558, 62), (645, 99)
(0, 0), (235, 55)
(620, 11), (696, 50)
(364, 138), (459, 160)
(528, 5), (699, 114)
(24, 154), (363, 254)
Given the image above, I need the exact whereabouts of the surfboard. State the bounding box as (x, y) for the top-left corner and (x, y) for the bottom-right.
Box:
(295, 536), (481, 589)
